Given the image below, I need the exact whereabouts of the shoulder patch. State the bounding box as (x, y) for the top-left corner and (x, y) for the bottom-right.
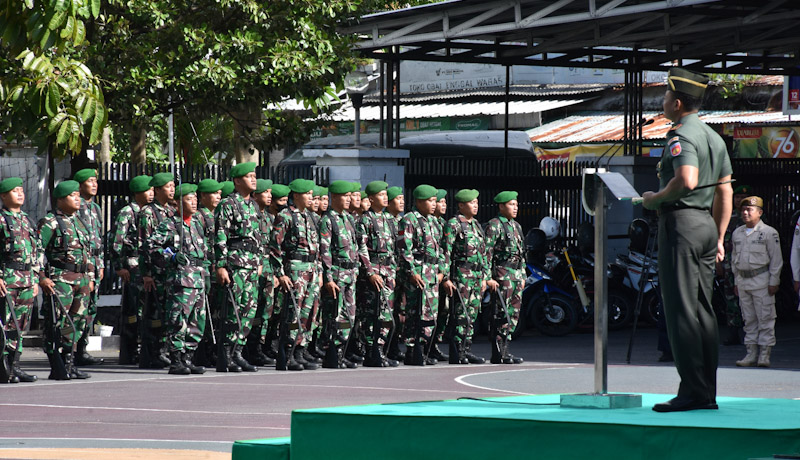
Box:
(670, 142), (682, 157)
(668, 136), (680, 145)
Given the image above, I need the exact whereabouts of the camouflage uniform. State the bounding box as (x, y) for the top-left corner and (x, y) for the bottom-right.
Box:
(485, 215), (525, 362)
(138, 201), (175, 366)
(443, 215), (489, 363)
(76, 197), (103, 361)
(720, 211), (745, 329)
(432, 214), (450, 358)
(1, 208), (41, 379)
(39, 208), (94, 377)
(149, 216), (208, 358)
(357, 209), (398, 366)
(249, 207), (276, 364)
(194, 205), (218, 363)
(214, 191), (263, 370)
(398, 211), (444, 364)
(109, 201), (143, 364)
(270, 205), (320, 369)
(319, 209), (359, 367)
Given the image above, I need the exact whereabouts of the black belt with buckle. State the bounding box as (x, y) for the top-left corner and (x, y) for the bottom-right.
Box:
(229, 239), (260, 253)
(290, 253), (317, 263)
(1, 261), (32, 271)
(49, 260), (89, 273)
(369, 253), (395, 265)
(333, 259), (357, 269)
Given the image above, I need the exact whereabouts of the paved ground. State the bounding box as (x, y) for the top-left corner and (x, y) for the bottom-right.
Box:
(2, 321), (799, 459)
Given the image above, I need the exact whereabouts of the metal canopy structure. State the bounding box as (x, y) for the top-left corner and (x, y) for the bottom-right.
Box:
(342, 0), (800, 76)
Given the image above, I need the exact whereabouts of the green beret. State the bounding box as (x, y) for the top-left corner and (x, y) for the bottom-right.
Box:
(387, 186), (403, 201)
(175, 183), (197, 198)
(360, 191), (367, 199)
(436, 189), (447, 201)
(319, 187), (328, 196)
(667, 68), (708, 99)
(129, 175), (152, 193)
(289, 178), (315, 194)
(73, 168), (97, 183)
(365, 181), (388, 196)
(455, 189), (479, 203)
(53, 180), (80, 199)
(150, 172), (175, 188)
(230, 162), (256, 178)
(271, 184), (290, 198)
(329, 180), (351, 195)
(220, 181), (235, 198)
(312, 186), (323, 197)
(493, 191), (518, 204)
(733, 184), (752, 195)
(255, 179), (273, 194)
(350, 182), (362, 193)
(0, 177), (23, 194)
(413, 184), (437, 200)
(197, 179), (223, 194)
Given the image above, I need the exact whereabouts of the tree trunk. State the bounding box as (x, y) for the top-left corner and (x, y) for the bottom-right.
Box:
(232, 106), (260, 164)
(130, 123), (147, 165)
(97, 127), (112, 163)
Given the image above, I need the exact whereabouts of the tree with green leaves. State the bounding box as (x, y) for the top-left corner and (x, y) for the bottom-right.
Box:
(1, 0), (107, 158)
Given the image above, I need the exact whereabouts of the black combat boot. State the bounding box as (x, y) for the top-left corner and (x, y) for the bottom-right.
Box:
(449, 339), (466, 364)
(490, 335), (503, 364)
(322, 345), (339, 369)
(168, 350), (191, 375)
(217, 344), (242, 373)
(502, 340), (524, 364)
(46, 351), (69, 381)
(157, 344), (171, 368)
(363, 345), (384, 367)
(295, 346), (318, 370)
(13, 364), (38, 382)
(182, 351), (206, 374)
(232, 345), (258, 372)
(277, 343), (303, 371)
(64, 352), (91, 379)
(430, 343), (449, 362)
(302, 347), (322, 364)
(247, 338), (274, 366)
(407, 342), (426, 366)
(404, 345), (415, 365)
(387, 335), (405, 361)
(464, 340), (485, 364)
(75, 340), (104, 366)
(0, 355), (19, 383)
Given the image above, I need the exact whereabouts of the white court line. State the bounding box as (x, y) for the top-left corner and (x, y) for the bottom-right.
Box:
(162, 381), (503, 395)
(0, 437), (233, 444)
(454, 367), (579, 395)
(0, 403), (286, 416)
(3, 420), (289, 430)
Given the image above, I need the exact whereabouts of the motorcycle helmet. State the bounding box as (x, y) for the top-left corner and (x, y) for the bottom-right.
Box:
(577, 222), (594, 253)
(525, 228), (547, 253)
(539, 216), (560, 241)
(628, 218), (650, 253)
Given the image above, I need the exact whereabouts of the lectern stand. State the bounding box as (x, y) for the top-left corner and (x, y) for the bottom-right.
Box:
(560, 168), (643, 409)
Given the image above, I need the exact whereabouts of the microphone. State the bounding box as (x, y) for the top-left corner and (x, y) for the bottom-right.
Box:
(596, 118), (655, 169)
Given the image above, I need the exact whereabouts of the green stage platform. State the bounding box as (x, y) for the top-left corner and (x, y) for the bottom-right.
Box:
(233, 394), (800, 460)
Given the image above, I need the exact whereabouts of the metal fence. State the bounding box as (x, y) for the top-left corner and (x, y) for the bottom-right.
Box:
(95, 162), (328, 294)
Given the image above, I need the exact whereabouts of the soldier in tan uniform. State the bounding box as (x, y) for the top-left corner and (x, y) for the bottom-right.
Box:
(731, 196), (782, 368)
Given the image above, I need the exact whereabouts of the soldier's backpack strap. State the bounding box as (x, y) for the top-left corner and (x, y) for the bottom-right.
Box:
(387, 216), (397, 240)
(327, 211), (341, 243)
(146, 202), (164, 225)
(1, 210), (17, 253)
(53, 213), (71, 252)
(368, 211), (387, 253)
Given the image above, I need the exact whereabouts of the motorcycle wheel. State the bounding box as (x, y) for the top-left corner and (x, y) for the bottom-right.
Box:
(529, 292), (579, 337)
(639, 291), (661, 325)
(607, 292), (632, 330)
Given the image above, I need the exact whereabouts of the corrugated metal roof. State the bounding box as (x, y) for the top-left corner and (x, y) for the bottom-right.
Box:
(362, 84), (609, 103)
(330, 99), (585, 121)
(527, 111), (794, 143)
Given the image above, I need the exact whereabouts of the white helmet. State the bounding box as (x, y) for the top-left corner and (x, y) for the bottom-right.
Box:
(539, 216), (560, 240)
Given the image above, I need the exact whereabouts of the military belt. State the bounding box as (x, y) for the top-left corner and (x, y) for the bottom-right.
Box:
(738, 265), (769, 279)
(290, 253), (317, 263)
(333, 259), (357, 269)
(1, 261), (32, 271)
(369, 253), (395, 265)
(659, 203), (710, 216)
(497, 257), (523, 270)
(229, 239), (260, 253)
(49, 260), (89, 273)
(92, 248), (103, 257)
(456, 261), (482, 271)
(186, 256), (205, 267)
(413, 254), (438, 265)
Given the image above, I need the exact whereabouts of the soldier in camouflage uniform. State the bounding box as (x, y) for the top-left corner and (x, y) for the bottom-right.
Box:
(0, 177), (41, 383)
(318, 188), (329, 214)
(485, 191), (525, 365)
(149, 184), (208, 375)
(307, 185), (325, 361)
(717, 185), (750, 346)
(109, 175), (153, 365)
(385, 186), (406, 361)
(220, 181), (235, 199)
(356, 181), (400, 367)
(430, 188), (450, 362)
(214, 162), (261, 373)
(191, 178), (222, 367)
(270, 179), (320, 371)
(73, 169), (105, 366)
(247, 178), (276, 366)
(348, 183), (362, 217)
(359, 191), (371, 214)
(138, 172), (176, 369)
(318, 180), (360, 369)
(441, 189), (488, 365)
(398, 184), (444, 366)
(38, 180), (93, 380)
(310, 186), (322, 228)
(262, 184), (290, 360)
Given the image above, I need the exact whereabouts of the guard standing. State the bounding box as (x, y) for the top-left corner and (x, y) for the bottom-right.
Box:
(149, 184), (208, 375)
(73, 169), (105, 366)
(441, 189), (488, 364)
(485, 191), (525, 365)
(262, 183), (290, 360)
(385, 186), (406, 362)
(431, 188), (450, 362)
(109, 175), (153, 364)
(214, 162), (261, 373)
(398, 184), (444, 366)
(38, 180), (93, 380)
(731, 196), (782, 368)
(0, 177), (41, 383)
(642, 68), (733, 413)
(248, 178), (276, 366)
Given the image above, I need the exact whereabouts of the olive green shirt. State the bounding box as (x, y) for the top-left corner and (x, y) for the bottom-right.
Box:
(658, 113), (733, 210)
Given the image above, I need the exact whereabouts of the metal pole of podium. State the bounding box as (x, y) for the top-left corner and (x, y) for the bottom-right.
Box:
(594, 177), (608, 394)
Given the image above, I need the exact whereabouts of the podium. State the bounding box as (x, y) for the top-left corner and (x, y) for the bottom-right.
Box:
(560, 168), (643, 409)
